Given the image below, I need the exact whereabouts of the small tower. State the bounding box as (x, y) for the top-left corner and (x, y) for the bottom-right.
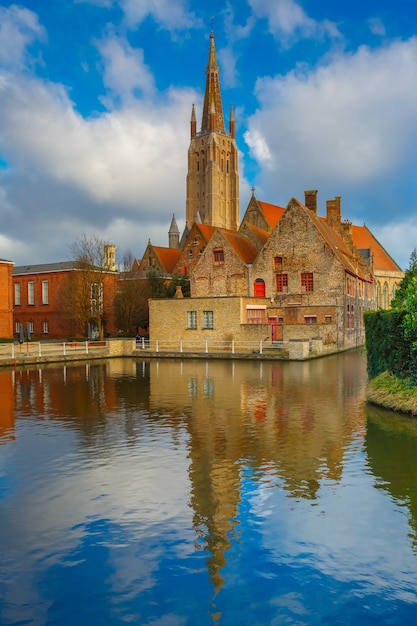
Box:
(169, 214), (180, 249)
(186, 32), (240, 231)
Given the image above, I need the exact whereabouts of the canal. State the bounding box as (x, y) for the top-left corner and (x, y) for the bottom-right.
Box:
(1, 350), (417, 625)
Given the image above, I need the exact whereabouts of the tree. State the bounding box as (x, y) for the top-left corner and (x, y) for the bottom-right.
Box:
(391, 248), (417, 310)
(147, 269), (190, 299)
(59, 234), (117, 339)
(114, 250), (151, 334)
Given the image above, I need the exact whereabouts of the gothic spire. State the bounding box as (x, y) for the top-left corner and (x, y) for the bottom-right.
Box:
(201, 32), (225, 133)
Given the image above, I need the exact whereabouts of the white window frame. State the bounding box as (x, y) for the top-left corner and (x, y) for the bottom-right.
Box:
(14, 282), (21, 305)
(28, 281), (34, 305)
(187, 311), (197, 329)
(43, 320), (49, 334)
(42, 280), (49, 305)
(202, 310), (214, 329)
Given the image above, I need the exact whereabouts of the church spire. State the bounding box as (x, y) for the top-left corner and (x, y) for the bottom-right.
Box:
(201, 32), (225, 132)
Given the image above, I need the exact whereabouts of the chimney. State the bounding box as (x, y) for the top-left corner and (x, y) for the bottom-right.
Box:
(341, 220), (353, 249)
(326, 196), (341, 229)
(304, 190), (318, 214)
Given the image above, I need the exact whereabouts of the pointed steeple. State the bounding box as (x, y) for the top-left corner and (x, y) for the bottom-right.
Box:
(169, 214), (180, 249)
(190, 103), (197, 139)
(201, 32), (225, 132)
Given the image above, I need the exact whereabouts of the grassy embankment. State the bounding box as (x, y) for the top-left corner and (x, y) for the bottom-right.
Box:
(366, 372), (417, 416)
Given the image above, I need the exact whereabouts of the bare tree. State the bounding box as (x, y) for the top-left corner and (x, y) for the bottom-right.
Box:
(59, 234), (117, 339)
(113, 250), (150, 334)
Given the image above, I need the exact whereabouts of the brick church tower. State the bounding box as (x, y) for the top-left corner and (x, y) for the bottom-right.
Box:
(185, 32), (240, 231)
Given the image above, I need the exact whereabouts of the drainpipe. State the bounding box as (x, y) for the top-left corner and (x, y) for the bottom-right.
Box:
(245, 264), (252, 297)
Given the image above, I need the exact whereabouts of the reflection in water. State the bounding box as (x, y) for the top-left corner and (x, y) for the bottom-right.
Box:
(0, 352), (417, 625)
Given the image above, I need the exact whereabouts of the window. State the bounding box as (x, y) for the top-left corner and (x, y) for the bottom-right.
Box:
(304, 315), (317, 324)
(213, 249), (224, 264)
(28, 321), (34, 334)
(14, 282), (21, 305)
(43, 320), (49, 334)
(274, 256), (283, 270)
(15, 322), (20, 334)
(325, 315), (332, 323)
(42, 280), (49, 305)
(28, 281), (34, 305)
(301, 272), (314, 293)
(90, 282), (103, 314)
(278, 317), (284, 324)
(187, 311), (197, 329)
(202, 310), (214, 329)
(276, 273), (288, 293)
(247, 308), (266, 324)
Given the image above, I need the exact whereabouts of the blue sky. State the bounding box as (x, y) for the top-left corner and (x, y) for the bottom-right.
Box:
(0, 0), (417, 268)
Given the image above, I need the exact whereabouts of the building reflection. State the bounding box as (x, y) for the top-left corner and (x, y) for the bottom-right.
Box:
(7, 352), (417, 599)
(147, 353), (368, 591)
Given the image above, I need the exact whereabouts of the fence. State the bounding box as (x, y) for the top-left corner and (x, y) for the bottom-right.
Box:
(135, 337), (284, 354)
(0, 341), (109, 361)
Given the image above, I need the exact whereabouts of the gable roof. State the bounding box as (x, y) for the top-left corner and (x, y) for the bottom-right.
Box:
(287, 198), (372, 281)
(351, 224), (403, 273)
(245, 223), (270, 247)
(258, 201), (285, 229)
(151, 246), (181, 274)
(222, 231), (258, 265)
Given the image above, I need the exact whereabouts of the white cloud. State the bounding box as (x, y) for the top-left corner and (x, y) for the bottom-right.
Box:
(0, 4), (45, 69)
(248, 0), (339, 41)
(245, 38), (417, 186)
(369, 18), (386, 37)
(120, 0), (202, 32)
(97, 35), (156, 102)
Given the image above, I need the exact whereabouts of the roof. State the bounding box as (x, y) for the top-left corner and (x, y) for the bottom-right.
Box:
(351, 224), (403, 273)
(245, 223), (270, 247)
(13, 261), (79, 275)
(152, 246), (181, 274)
(258, 201), (285, 229)
(288, 198), (372, 281)
(222, 232), (258, 265)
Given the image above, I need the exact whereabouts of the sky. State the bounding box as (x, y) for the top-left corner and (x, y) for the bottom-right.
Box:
(0, 0), (417, 269)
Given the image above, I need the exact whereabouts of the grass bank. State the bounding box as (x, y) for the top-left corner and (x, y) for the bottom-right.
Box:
(366, 372), (417, 416)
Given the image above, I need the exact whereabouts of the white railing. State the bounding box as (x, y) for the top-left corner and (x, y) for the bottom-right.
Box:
(0, 341), (109, 361)
(135, 338), (283, 355)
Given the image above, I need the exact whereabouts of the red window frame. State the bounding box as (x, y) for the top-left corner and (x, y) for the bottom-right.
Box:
(276, 273), (288, 293)
(301, 272), (314, 293)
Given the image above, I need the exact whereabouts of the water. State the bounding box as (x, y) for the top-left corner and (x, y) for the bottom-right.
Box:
(1, 351), (417, 625)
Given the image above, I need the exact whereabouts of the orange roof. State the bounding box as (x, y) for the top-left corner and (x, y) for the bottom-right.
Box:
(351, 225), (402, 272)
(223, 232), (258, 265)
(152, 246), (181, 274)
(246, 223), (270, 246)
(258, 201), (285, 229)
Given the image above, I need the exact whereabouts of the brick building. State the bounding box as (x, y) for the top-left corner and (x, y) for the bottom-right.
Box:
(0, 258), (14, 339)
(13, 260), (119, 340)
(146, 33), (403, 355)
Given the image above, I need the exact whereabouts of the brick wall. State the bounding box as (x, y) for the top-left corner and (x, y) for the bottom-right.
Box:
(0, 261), (13, 338)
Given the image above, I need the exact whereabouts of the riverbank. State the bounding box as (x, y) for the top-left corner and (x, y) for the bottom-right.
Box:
(366, 372), (417, 416)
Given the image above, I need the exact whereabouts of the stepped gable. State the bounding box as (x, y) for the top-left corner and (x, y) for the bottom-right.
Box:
(351, 224), (403, 272)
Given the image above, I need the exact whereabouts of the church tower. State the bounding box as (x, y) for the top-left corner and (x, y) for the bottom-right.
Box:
(186, 32), (240, 231)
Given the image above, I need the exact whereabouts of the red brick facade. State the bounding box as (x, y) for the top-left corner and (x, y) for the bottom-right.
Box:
(0, 259), (13, 339)
(13, 263), (118, 340)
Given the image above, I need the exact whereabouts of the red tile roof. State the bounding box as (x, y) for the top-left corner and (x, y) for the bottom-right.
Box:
(258, 201), (285, 229)
(351, 225), (403, 272)
(223, 232), (258, 264)
(152, 246), (181, 274)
